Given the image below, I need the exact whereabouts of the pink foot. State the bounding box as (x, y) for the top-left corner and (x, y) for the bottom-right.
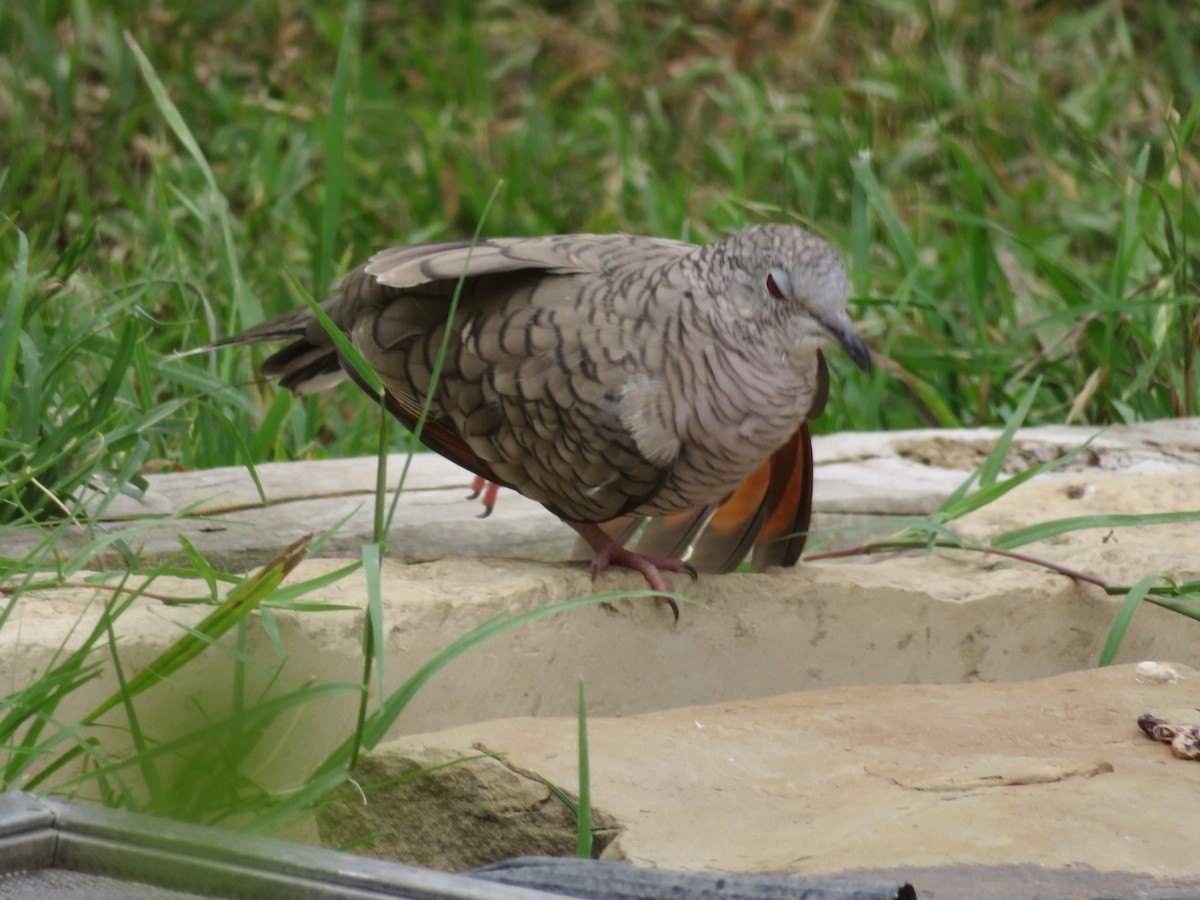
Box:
(467, 476), (501, 518)
(570, 523), (697, 622)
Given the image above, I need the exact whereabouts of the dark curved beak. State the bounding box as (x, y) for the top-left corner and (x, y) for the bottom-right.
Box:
(821, 311), (872, 373)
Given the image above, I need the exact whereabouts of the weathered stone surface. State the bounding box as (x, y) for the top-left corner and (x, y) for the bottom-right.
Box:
(5, 419), (1197, 571)
(42, 454), (571, 572)
(318, 664), (1200, 891)
(2, 421), (1198, 894)
(3, 431), (1198, 797)
(318, 745), (620, 872)
(814, 418), (1200, 515)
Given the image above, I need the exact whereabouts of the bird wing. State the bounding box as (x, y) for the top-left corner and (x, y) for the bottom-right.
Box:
(748, 420), (816, 570)
(213, 234), (697, 521)
(362, 233), (693, 289)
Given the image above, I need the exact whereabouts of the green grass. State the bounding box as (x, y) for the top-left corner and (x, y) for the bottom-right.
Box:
(3, 2), (1197, 493)
(1, 0), (1199, 838)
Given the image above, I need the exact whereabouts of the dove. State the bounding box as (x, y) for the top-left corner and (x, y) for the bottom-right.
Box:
(210, 224), (870, 614)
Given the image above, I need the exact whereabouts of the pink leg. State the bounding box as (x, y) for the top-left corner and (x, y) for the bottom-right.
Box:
(570, 523), (697, 622)
(467, 476), (502, 518)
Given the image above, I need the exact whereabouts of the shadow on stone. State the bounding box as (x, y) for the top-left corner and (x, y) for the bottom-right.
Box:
(319, 745), (620, 872)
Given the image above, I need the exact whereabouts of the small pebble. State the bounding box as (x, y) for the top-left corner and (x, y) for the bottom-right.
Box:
(1135, 661), (1181, 684)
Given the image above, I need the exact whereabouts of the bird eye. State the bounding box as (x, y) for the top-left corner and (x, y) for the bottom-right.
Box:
(766, 272), (785, 299)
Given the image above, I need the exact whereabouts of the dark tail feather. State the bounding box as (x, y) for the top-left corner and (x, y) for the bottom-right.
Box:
(207, 302), (345, 395)
(262, 342), (343, 393)
(632, 506), (714, 562)
(685, 458), (773, 574)
(633, 423), (815, 575)
(750, 422), (815, 570)
(207, 305), (324, 348)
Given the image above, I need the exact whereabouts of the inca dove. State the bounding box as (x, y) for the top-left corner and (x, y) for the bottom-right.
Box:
(212, 224), (870, 613)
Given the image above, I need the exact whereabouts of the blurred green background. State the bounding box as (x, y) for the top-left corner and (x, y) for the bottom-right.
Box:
(2, 0), (1197, 518)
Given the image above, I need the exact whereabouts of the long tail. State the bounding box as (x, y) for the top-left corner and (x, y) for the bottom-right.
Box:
(205, 293), (509, 489)
(206, 300), (347, 395)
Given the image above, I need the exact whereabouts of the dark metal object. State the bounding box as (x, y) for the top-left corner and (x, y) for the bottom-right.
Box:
(472, 857), (914, 900)
(0, 792), (558, 899)
(0, 792), (915, 900)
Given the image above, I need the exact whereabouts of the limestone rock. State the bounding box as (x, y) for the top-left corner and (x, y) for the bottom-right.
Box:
(318, 664), (1200, 889)
(3, 419), (1195, 570)
(3, 445), (1198, 797)
(3, 421), (1198, 891)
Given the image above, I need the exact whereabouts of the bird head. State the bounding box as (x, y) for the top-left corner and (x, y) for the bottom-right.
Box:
(716, 224), (872, 373)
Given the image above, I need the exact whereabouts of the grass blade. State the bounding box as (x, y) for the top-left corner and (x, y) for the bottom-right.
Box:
(1098, 574), (1161, 667)
(575, 678), (592, 859)
(81, 533), (312, 724)
(975, 378), (1040, 491)
(123, 32), (256, 326)
(288, 270), (381, 396)
(0, 227), (29, 399)
(992, 510), (1200, 551)
(939, 377), (1041, 514)
(315, 0), (363, 297)
(386, 179), (506, 533)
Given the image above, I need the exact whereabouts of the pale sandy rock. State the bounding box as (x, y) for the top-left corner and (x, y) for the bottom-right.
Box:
(57, 454), (572, 571)
(811, 419), (1200, 515)
(5, 419), (1196, 570)
(318, 665), (1200, 880)
(7, 535), (1196, 796)
(2, 421), (1198, 884)
(3, 460), (1198, 797)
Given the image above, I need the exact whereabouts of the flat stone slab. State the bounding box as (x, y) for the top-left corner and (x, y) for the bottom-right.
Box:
(8, 419), (1198, 571)
(3, 421), (1198, 894)
(318, 664), (1200, 898)
(5, 468), (1198, 801)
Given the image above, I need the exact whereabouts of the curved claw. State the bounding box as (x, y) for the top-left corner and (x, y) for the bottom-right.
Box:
(468, 478), (502, 518)
(575, 522), (690, 622)
(584, 562), (681, 621)
(467, 474), (486, 501)
(663, 596), (680, 623)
